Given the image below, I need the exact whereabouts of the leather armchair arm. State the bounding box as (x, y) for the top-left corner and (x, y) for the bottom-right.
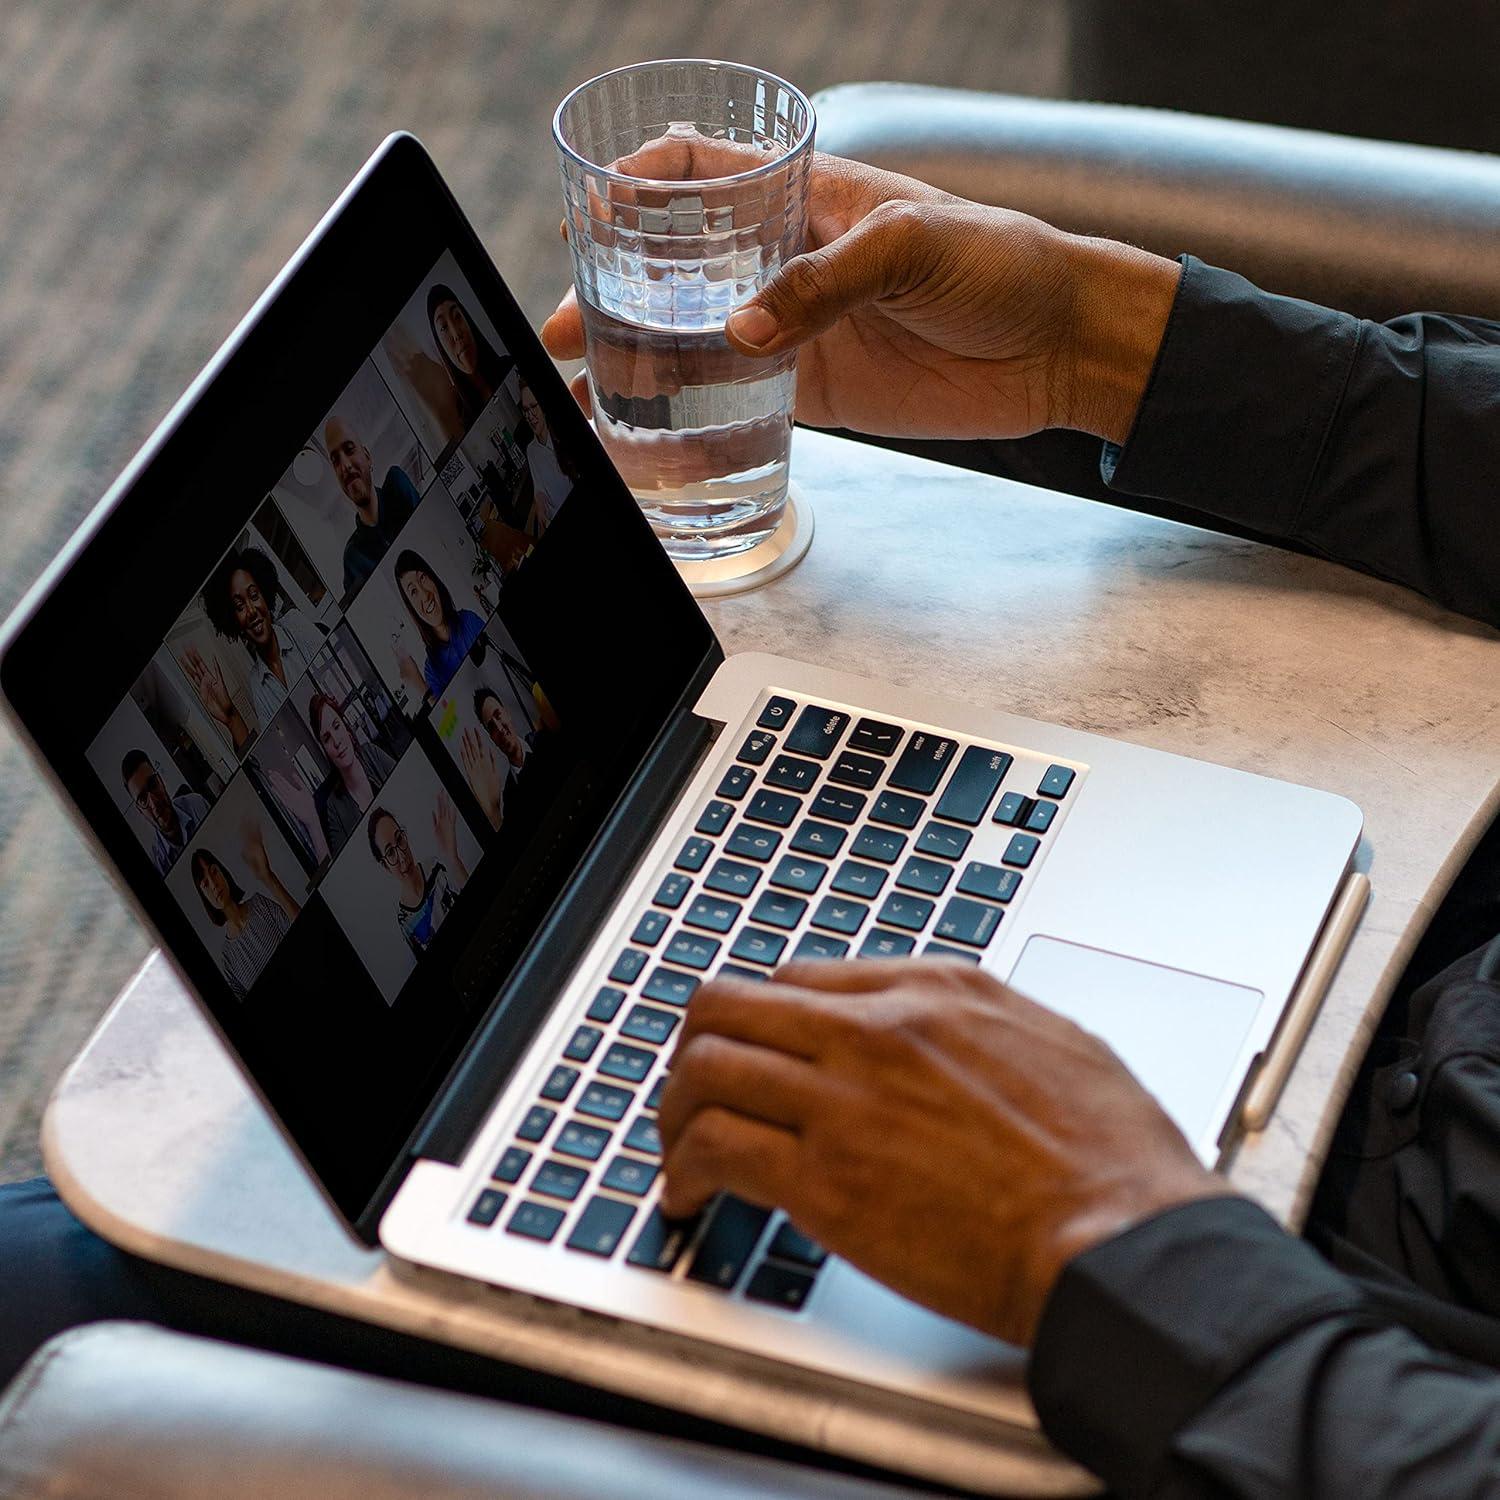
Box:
(0, 1323), (936, 1500)
(813, 83), (1500, 321)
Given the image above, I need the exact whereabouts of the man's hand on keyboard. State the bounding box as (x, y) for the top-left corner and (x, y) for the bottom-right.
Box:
(657, 959), (1226, 1347)
(541, 150), (1181, 447)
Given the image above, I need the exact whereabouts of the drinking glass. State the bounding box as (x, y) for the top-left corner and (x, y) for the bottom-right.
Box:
(553, 59), (815, 561)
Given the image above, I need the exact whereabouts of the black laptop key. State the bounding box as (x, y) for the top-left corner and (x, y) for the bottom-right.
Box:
(992, 792), (1032, 827)
(729, 926), (788, 966)
(655, 872), (692, 908)
(870, 790), (925, 829)
(770, 855), (827, 893)
(848, 717), (903, 757)
(784, 704), (850, 760)
(564, 1025), (603, 1062)
(811, 896), (868, 936)
(764, 754), (821, 793)
(608, 949), (647, 985)
(859, 928), (916, 959)
(717, 765), (755, 801)
(686, 1195), (773, 1290)
(810, 787), (866, 825)
(726, 825), (782, 863)
(788, 819), (846, 857)
(828, 750), (884, 790)
(934, 746), (1013, 825)
(517, 1105), (555, 1142)
(645, 1076), (667, 1111)
(602, 1154), (659, 1197)
(957, 862), (1021, 903)
(876, 892), (935, 932)
(577, 1082), (634, 1123)
(567, 1195), (637, 1258)
(508, 1200), (566, 1242)
(1024, 799), (1058, 833)
(664, 931), (721, 973)
(626, 1207), (701, 1272)
(599, 1043), (655, 1084)
(631, 910), (669, 948)
(541, 1064), (580, 1101)
(915, 822), (971, 860)
(850, 826), (906, 864)
(555, 1120), (611, 1162)
(624, 1116), (663, 1157)
(925, 940), (982, 965)
(935, 896), (1004, 948)
(768, 1220), (828, 1269)
(756, 695), (797, 731)
(746, 789), (801, 827)
(888, 733), (958, 795)
(493, 1146), (532, 1184)
(533, 1159), (589, 1202)
(587, 986), (626, 1024)
(704, 858), (760, 898)
(719, 962), (770, 982)
(684, 894), (740, 933)
(793, 931), (849, 960)
(621, 1004), (680, 1047)
(1038, 764), (1076, 799)
(641, 967), (699, 1008)
(738, 729), (777, 765)
(467, 1188), (507, 1227)
(1002, 833), (1041, 869)
(895, 856), (952, 895)
(745, 1260), (816, 1311)
(831, 859), (887, 900)
(695, 799), (734, 836)
(749, 890), (807, 930)
(674, 837), (713, 872)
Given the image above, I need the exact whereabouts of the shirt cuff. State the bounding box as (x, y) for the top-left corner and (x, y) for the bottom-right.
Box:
(1105, 257), (1361, 539)
(1027, 1196), (1367, 1494)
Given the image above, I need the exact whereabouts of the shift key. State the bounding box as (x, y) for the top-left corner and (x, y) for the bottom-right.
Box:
(934, 747), (1013, 825)
(887, 733), (958, 795)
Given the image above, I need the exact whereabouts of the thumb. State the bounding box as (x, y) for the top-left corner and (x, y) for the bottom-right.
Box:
(725, 199), (925, 356)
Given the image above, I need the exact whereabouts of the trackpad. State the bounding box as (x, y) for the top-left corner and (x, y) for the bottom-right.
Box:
(1008, 936), (1262, 1152)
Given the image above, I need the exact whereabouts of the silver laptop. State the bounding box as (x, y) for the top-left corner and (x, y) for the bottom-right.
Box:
(0, 134), (1364, 1438)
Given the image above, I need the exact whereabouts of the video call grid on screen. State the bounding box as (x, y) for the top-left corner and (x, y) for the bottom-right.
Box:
(85, 250), (578, 1009)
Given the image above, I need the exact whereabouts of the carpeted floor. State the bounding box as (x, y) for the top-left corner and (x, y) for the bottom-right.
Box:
(0, 0), (1067, 1184)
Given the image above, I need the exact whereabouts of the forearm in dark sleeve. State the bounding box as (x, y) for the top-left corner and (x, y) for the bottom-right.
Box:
(1029, 1197), (1500, 1498)
(1107, 257), (1500, 629)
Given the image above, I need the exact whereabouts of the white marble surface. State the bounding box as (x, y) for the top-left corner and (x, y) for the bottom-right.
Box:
(44, 428), (1500, 1495)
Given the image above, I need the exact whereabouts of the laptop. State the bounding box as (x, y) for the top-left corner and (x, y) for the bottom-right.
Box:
(1, 133), (1366, 1438)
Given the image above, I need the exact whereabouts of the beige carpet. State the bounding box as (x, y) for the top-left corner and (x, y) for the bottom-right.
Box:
(0, 0), (1067, 1183)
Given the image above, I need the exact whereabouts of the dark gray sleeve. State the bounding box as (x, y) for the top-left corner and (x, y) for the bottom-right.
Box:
(1027, 1197), (1500, 1497)
(1107, 257), (1500, 630)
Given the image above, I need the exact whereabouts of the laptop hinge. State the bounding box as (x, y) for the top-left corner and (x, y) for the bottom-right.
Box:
(353, 642), (725, 1239)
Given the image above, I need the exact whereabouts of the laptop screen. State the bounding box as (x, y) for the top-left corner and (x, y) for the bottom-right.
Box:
(3, 137), (717, 1229)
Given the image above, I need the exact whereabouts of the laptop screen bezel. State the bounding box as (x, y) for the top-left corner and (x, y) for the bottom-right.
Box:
(0, 133), (721, 1238)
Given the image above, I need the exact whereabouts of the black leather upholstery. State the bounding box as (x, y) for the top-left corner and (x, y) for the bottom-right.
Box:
(813, 83), (1500, 322)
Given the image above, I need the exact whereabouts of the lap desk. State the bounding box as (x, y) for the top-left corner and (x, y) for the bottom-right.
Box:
(44, 430), (1500, 1495)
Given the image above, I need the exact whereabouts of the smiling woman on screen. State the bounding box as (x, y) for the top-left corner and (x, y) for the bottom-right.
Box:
(394, 547), (485, 701)
(427, 283), (509, 429)
(185, 545), (324, 748)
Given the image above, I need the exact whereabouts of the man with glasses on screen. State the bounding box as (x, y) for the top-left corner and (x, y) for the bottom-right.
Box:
(120, 749), (209, 876)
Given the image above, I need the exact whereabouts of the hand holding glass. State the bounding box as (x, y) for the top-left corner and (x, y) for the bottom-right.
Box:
(553, 60), (815, 561)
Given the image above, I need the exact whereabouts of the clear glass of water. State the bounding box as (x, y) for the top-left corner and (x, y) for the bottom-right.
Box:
(553, 59), (815, 561)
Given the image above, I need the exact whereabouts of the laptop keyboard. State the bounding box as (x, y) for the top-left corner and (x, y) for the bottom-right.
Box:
(462, 693), (1084, 1313)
